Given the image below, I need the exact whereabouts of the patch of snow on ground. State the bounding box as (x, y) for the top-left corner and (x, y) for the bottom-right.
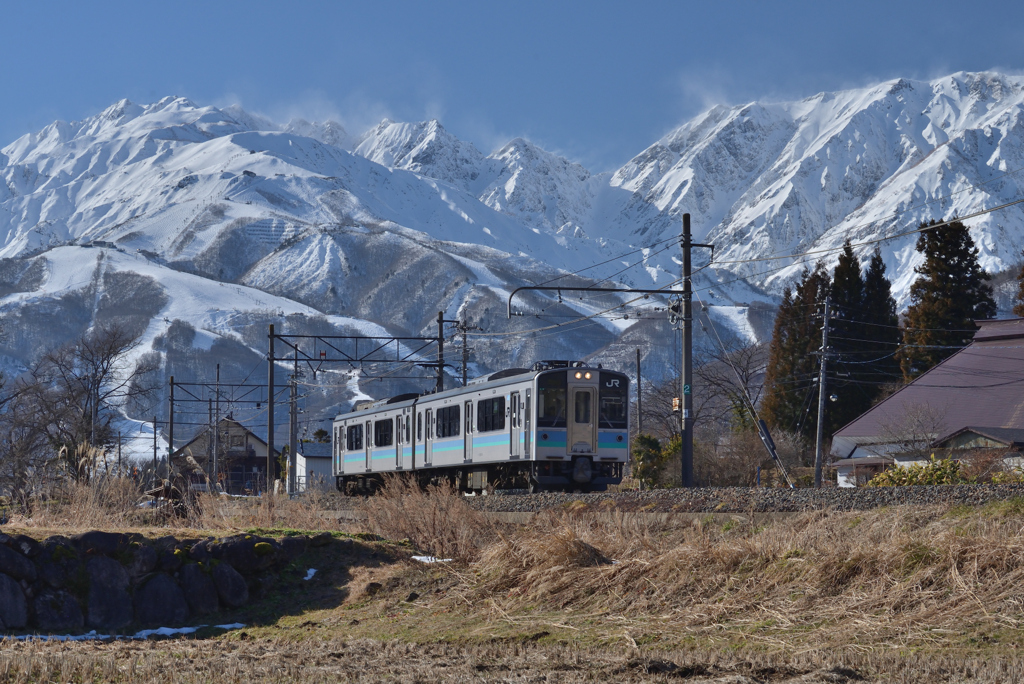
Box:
(707, 306), (757, 345)
(412, 556), (452, 563)
(16, 623), (245, 641)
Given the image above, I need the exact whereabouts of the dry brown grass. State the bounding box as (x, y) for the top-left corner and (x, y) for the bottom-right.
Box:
(359, 474), (497, 561)
(465, 502), (1024, 657)
(10, 476), (1024, 680)
(15, 477), (155, 531)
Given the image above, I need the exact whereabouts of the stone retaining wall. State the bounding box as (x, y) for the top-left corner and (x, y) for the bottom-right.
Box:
(0, 530), (330, 632)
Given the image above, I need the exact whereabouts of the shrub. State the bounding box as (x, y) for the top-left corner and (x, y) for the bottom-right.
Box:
(867, 455), (968, 486)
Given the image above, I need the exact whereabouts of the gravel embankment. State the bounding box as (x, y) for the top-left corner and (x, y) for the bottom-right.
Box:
(464, 485), (1024, 514)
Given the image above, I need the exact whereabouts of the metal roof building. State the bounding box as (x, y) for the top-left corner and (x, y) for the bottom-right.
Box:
(831, 318), (1024, 482)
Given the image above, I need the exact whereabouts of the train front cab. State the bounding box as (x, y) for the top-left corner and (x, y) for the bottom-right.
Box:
(531, 367), (628, 491)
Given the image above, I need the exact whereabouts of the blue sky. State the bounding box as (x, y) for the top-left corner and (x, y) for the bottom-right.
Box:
(3, 1), (1022, 171)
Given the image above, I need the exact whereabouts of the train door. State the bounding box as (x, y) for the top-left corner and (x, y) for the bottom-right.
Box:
(415, 411), (422, 468)
(464, 400), (473, 462)
(510, 391), (521, 458)
(424, 409), (433, 465)
(568, 387), (597, 453)
(395, 415), (403, 468)
(524, 389), (532, 457)
(364, 420), (372, 472)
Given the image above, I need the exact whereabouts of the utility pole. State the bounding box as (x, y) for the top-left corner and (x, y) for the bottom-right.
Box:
(214, 363), (220, 488)
(679, 213), (713, 487)
(636, 348), (643, 434)
(436, 311), (444, 393)
(446, 317), (481, 386)
(117, 431), (121, 476)
(153, 415), (158, 487)
(461, 322), (470, 386)
(814, 296), (832, 488)
(268, 324), (275, 493)
(208, 397), (214, 480)
(288, 347), (299, 495)
(168, 376), (174, 482)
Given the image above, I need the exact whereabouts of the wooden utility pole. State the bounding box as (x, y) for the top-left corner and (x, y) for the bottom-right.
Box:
(153, 415), (158, 486)
(680, 213), (713, 487)
(267, 324), (275, 493)
(288, 347), (299, 495)
(814, 296), (832, 488)
(168, 376), (174, 481)
(436, 311), (445, 393)
(636, 348), (643, 434)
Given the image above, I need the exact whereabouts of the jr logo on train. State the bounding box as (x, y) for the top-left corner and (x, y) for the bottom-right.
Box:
(331, 361), (629, 494)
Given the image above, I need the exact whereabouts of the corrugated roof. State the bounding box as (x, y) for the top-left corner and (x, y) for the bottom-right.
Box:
(832, 318), (1024, 457)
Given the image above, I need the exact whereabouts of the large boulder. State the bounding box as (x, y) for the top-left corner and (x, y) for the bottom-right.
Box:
(0, 573), (27, 629)
(188, 539), (215, 562)
(180, 563), (219, 615)
(8, 535), (41, 558)
(278, 536), (308, 561)
(0, 544), (37, 583)
(37, 537), (82, 589)
(212, 563), (249, 608)
(134, 573), (189, 626)
(127, 544), (158, 578)
(85, 556), (132, 630)
(34, 590), (84, 632)
(73, 531), (128, 556)
(217, 535), (277, 574)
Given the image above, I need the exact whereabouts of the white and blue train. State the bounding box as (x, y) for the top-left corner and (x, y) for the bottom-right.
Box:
(331, 361), (629, 494)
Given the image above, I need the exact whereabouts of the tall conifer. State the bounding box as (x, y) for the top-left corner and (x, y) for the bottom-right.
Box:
(861, 249), (901, 384)
(899, 220), (996, 380)
(762, 265), (829, 441)
(827, 241), (871, 433)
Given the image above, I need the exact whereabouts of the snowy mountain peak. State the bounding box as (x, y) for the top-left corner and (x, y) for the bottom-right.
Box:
(283, 118), (349, 149)
(352, 117), (487, 188)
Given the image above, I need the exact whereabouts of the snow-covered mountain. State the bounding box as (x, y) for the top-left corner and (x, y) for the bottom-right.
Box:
(605, 72), (1024, 307)
(3, 71), (1024, 442)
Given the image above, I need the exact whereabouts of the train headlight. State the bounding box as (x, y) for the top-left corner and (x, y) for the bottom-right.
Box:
(584, 372), (591, 380)
(574, 371), (582, 379)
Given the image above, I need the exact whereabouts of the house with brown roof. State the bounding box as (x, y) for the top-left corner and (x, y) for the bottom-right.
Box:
(831, 318), (1024, 486)
(170, 417), (281, 495)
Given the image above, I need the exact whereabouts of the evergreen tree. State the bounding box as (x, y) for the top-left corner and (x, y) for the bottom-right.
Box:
(899, 220), (996, 380)
(763, 246), (903, 442)
(1013, 250), (1024, 317)
(762, 264), (830, 441)
(861, 249), (902, 385)
(827, 241), (871, 433)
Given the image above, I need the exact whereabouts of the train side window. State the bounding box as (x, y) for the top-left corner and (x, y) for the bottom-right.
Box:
(426, 409), (433, 439)
(436, 405), (460, 437)
(417, 413), (422, 441)
(346, 424), (363, 451)
(374, 418), (394, 447)
(477, 397), (506, 432)
(405, 414), (411, 443)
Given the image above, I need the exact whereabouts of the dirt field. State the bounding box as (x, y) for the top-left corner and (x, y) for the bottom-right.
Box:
(4, 481), (1024, 682)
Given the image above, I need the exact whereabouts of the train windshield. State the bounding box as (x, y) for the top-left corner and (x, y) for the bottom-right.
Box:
(536, 372), (567, 428)
(599, 372), (628, 429)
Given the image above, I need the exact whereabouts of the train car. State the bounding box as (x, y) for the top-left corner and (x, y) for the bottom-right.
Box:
(332, 361), (629, 494)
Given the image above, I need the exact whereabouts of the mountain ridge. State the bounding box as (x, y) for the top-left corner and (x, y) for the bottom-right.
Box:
(2, 72), (1024, 442)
